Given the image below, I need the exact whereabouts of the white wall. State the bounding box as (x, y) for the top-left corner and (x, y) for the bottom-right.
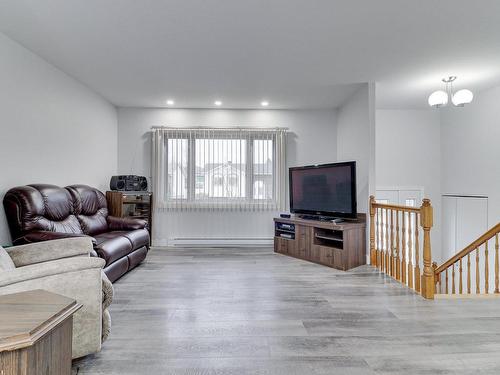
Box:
(441, 85), (500, 231)
(375, 109), (442, 259)
(0, 33), (117, 245)
(118, 108), (337, 245)
(336, 83), (376, 214)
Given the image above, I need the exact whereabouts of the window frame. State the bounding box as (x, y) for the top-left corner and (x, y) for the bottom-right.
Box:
(164, 131), (276, 207)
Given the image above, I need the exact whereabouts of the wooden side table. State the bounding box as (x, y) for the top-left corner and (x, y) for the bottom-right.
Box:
(106, 191), (153, 238)
(0, 290), (82, 375)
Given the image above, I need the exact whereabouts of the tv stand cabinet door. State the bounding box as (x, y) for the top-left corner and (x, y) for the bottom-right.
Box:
(274, 238), (286, 254)
(332, 248), (345, 270)
(318, 247), (334, 266)
(296, 225), (311, 259)
(310, 245), (321, 263)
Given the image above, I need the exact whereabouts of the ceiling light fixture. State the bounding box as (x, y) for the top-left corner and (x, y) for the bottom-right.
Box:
(166, 99), (175, 106)
(261, 101), (269, 107)
(428, 76), (473, 108)
(214, 100), (222, 106)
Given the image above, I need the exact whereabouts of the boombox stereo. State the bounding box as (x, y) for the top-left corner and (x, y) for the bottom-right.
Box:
(110, 175), (148, 191)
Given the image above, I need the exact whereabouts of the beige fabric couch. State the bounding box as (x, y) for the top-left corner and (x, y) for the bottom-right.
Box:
(0, 237), (112, 359)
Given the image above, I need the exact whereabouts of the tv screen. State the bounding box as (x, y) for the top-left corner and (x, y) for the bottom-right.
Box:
(289, 161), (357, 218)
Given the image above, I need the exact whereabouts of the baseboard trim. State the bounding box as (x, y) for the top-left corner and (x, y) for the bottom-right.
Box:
(154, 237), (274, 247)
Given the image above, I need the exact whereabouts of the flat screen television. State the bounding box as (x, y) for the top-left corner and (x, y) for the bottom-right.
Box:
(289, 161), (357, 219)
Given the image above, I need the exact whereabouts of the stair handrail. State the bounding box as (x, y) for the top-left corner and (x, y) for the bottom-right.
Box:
(435, 222), (500, 274)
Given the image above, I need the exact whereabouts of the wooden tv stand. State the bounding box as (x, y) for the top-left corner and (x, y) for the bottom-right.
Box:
(274, 215), (366, 271)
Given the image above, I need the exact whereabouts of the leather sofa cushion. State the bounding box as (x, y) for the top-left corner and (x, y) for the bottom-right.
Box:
(127, 246), (148, 270)
(103, 257), (129, 283)
(67, 185), (109, 236)
(123, 229), (150, 250)
(94, 235), (132, 266)
(3, 185), (83, 237)
(94, 231), (127, 247)
(94, 230), (149, 250)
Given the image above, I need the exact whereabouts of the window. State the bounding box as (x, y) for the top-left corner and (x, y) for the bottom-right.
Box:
(151, 128), (287, 210)
(166, 138), (188, 199)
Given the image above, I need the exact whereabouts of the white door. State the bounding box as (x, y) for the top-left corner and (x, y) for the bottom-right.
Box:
(441, 195), (488, 260)
(441, 195), (489, 293)
(376, 188), (423, 207)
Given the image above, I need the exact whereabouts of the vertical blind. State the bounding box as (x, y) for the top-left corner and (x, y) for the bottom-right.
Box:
(151, 127), (287, 211)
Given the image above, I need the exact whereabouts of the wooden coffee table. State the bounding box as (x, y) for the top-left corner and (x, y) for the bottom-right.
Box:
(0, 289), (82, 375)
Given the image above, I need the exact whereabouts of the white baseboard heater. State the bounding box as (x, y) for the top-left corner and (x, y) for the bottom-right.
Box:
(168, 237), (274, 247)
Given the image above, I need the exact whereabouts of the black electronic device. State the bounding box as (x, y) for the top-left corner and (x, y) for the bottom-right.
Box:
(110, 175), (148, 191)
(280, 213), (291, 218)
(289, 161), (357, 219)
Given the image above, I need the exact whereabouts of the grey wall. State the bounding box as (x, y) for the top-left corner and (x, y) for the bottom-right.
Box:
(336, 83), (376, 214)
(440, 85), (500, 230)
(0, 32), (118, 245)
(376, 109), (442, 259)
(117, 107), (337, 245)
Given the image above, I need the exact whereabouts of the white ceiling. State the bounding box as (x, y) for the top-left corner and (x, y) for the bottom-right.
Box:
(1, 0), (500, 109)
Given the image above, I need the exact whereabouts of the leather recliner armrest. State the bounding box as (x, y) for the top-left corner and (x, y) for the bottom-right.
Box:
(14, 231), (96, 246)
(107, 216), (147, 231)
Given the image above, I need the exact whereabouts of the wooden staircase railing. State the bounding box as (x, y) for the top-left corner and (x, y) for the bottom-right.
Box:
(369, 196), (435, 299)
(434, 223), (500, 296)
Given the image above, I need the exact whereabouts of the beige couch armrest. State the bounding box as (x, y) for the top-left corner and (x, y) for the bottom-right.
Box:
(0, 257), (105, 288)
(6, 237), (94, 267)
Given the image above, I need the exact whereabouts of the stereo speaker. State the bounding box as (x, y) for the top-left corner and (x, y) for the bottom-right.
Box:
(110, 175), (148, 191)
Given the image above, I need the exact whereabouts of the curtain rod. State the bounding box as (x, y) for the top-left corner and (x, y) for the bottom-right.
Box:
(150, 126), (288, 131)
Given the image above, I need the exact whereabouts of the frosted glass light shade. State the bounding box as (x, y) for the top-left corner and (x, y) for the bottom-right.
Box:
(452, 89), (473, 106)
(428, 90), (448, 108)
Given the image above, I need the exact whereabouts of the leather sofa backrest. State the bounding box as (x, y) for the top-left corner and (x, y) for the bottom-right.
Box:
(3, 184), (83, 239)
(66, 185), (109, 236)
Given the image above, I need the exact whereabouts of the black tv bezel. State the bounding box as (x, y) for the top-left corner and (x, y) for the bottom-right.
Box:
(289, 161), (357, 219)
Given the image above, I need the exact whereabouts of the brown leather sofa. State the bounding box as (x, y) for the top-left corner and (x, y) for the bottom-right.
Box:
(3, 184), (150, 282)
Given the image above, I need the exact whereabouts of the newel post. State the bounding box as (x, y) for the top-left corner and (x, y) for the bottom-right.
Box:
(420, 199), (434, 299)
(369, 196), (376, 265)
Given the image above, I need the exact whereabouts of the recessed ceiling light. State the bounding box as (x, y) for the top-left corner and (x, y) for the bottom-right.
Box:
(214, 100), (222, 106)
(261, 101), (269, 107)
(166, 99), (175, 105)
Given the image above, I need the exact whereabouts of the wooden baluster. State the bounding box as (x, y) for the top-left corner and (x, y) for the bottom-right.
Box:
(459, 258), (463, 294)
(407, 212), (413, 289)
(369, 196), (376, 266)
(380, 208), (385, 272)
(476, 247), (480, 294)
(380, 208), (385, 270)
(433, 263), (438, 293)
(445, 268), (449, 294)
(385, 209), (389, 274)
(390, 209), (395, 277)
(451, 263), (456, 294)
(377, 208), (382, 269)
(396, 210), (401, 281)
(467, 253), (471, 294)
(414, 213), (420, 292)
(420, 199), (434, 299)
(495, 234), (499, 294)
(401, 211), (407, 285)
(374, 206), (379, 268)
(375, 207), (379, 268)
(485, 241), (489, 294)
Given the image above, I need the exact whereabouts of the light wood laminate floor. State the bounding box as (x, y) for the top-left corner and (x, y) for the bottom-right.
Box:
(74, 247), (500, 374)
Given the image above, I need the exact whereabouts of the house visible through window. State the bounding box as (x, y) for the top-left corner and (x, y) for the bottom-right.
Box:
(152, 128), (287, 210)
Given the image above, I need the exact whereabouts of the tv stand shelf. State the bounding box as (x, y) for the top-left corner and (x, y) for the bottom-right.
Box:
(274, 215), (366, 271)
